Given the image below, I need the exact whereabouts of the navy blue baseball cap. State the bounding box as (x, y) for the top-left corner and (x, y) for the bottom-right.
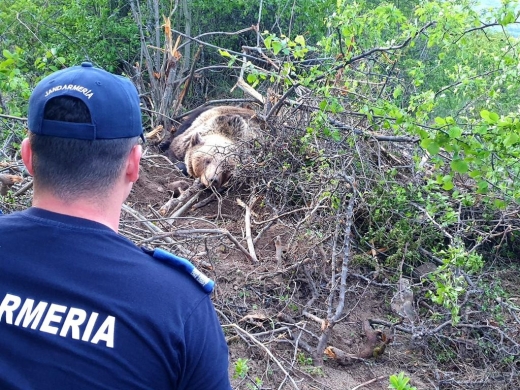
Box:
(28, 62), (144, 141)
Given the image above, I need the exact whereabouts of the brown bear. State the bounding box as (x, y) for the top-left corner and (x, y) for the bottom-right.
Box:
(165, 106), (261, 189)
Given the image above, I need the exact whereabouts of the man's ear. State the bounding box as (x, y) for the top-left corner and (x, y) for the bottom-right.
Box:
(21, 138), (34, 176)
(126, 144), (142, 183)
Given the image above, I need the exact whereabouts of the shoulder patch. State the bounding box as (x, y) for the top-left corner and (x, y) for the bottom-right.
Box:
(141, 247), (215, 293)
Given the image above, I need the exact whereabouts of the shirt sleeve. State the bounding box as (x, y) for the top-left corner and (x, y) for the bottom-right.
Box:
(178, 294), (232, 390)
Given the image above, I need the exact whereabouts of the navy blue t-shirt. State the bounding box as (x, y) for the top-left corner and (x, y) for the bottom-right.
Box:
(0, 208), (231, 389)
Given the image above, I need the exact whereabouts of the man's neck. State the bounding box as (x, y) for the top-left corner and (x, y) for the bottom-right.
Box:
(32, 195), (121, 232)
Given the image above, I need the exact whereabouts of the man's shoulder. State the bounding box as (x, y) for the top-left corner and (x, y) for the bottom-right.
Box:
(0, 209), (23, 222)
(0, 209), (214, 298)
(97, 244), (215, 304)
(141, 247), (215, 294)
(0, 208), (114, 233)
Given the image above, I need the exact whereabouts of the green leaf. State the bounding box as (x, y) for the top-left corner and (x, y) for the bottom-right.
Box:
(272, 41), (283, 55)
(468, 170), (481, 179)
(319, 100), (328, 110)
(294, 35), (306, 47)
(417, 128), (428, 139)
(481, 110), (499, 124)
(443, 176), (454, 191)
(477, 180), (489, 194)
(494, 199), (506, 209)
(448, 127), (462, 139)
(218, 49), (231, 58)
(480, 110), (490, 121)
(475, 125), (488, 135)
(500, 11), (515, 26)
(497, 120), (512, 128)
(503, 133), (519, 147)
(421, 139), (440, 155)
(393, 86), (402, 99)
(443, 143), (455, 153)
(435, 117), (446, 126)
(451, 159), (468, 173)
(389, 375), (399, 388)
(2, 49), (12, 59)
(264, 36), (272, 50)
(331, 129), (341, 142)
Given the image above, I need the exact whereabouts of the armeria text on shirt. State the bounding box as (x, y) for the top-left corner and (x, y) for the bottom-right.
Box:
(0, 293), (115, 348)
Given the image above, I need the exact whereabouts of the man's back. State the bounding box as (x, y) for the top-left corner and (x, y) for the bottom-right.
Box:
(0, 208), (231, 389)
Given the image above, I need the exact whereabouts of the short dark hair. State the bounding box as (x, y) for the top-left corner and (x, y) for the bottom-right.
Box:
(29, 96), (139, 201)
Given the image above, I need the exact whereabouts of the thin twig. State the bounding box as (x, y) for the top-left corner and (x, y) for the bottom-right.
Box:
(138, 228), (256, 263)
(0, 113), (27, 121)
(121, 203), (174, 244)
(349, 375), (387, 390)
(224, 323), (300, 390)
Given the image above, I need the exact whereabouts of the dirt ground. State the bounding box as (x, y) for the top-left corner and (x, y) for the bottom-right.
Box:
(122, 145), (435, 390)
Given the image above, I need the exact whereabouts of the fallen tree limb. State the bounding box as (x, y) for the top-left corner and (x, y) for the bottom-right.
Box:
(0, 113), (27, 121)
(192, 193), (216, 209)
(329, 118), (419, 143)
(175, 99), (258, 119)
(169, 191), (202, 219)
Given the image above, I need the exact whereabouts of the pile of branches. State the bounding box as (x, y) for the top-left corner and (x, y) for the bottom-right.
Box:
(225, 102), (520, 389)
(116, 94), (519, 388)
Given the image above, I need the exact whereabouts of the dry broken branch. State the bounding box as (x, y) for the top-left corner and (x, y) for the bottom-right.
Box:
(0, 174), (23, 186)
(145, 124), (164, 141)
(234, 78), (265, 105)
(237, 198), (258, 262)
(13, 180), (33, 197)
(0, 174), (23, 195)
(323, 320), (393, 366)
(274, 235), (288, 268)
(159, 179), (202, 217)
(121, 203), (174, 245)
(139, 228), (256, 263)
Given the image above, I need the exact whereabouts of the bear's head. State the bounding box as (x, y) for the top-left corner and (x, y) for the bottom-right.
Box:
(185, 132), (237, 189)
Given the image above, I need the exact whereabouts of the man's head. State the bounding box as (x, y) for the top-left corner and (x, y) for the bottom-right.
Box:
(23, 62), (143, 204)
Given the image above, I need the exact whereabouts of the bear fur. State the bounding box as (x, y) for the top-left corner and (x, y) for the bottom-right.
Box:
(165, 106), (260, 188)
